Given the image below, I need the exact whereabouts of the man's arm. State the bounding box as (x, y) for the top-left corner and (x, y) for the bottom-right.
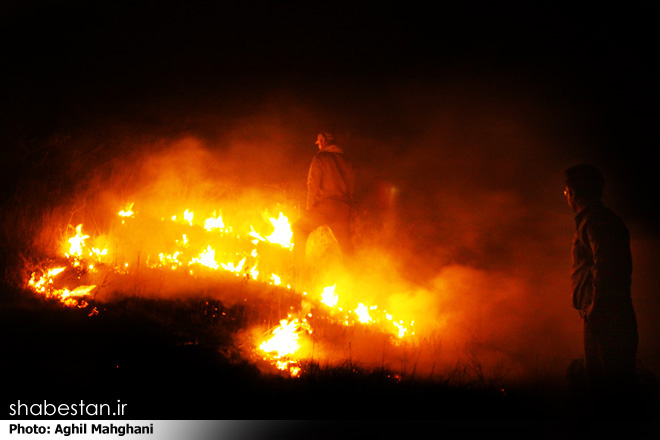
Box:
(586, 219), (632, 317)
(306, 155), (321, 210)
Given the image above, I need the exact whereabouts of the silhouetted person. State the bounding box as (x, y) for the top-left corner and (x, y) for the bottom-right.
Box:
(293, 132), (355, 261)
(564, 164), (638, 418)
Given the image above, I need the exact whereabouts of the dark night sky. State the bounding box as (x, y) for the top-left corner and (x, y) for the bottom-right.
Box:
(2, 1), (659, 228)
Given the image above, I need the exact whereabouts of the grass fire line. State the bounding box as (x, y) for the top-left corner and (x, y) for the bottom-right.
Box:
(24, 202), (415, 377)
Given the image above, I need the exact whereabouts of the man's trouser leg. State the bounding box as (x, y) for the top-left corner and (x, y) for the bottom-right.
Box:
(292, 209), (323, 263)
(584, 310), (638, 417)
(317, 201), (353, 258)
(327, 214), (353, 258)
(293, 201), (353, 262)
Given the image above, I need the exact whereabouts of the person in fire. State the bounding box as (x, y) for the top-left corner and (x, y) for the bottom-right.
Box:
(292, 131), (355, 262)
(564, 164), (638, 416)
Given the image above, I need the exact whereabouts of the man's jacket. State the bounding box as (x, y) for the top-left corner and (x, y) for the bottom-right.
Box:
(571, 201), (634, 317)
(306, 144), (354, 210)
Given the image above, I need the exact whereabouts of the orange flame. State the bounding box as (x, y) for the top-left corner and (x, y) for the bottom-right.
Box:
(265, 212), (294, 249)
(25, 200), (417, 375)
(259, 317), (311, 377)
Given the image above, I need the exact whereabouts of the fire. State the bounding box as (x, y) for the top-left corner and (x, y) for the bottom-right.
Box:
(265, 212), (294, 249)
(159, 251), (182, 270)
(118, 202), (135, 218)
(27, 266), (96, 307)
(259, 317), (311, 377)
(247, 212), (293, 249)
(321, 284), (338, 307)
(260, 319), (303, 357)
(183, 209), (194, 226)
(354, 303), (373, 324)
(66, 224), (89, 260)
(24, 199), (418, 377)
(59, 285), (97, 307)
(204, 212), (226, 231)
(317, 283), (413, 338)
(191, 246), (221, 270)
(249, 263), (259, 280)
(27, 267), (65, 294)
(220, 257), (246, 274)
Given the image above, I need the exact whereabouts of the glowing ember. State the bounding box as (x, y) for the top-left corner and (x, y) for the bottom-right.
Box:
(386, 314), (411, 338)
(89, 247), (108, 259)
(27, 267), (65, 294)
(59, 285), (97, 304)
(118, 202), (135, 218)
(27, 266), (96, 307)
(158, 252), (182, 270)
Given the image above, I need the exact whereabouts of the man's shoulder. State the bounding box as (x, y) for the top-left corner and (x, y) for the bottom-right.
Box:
(316, 150), (342, 156)
(582, 204), (629, 237)
(586, 204), (624, 223)
(314, 151), (345, 163)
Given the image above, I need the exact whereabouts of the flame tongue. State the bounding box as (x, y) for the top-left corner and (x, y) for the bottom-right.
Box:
(265, 212), (293, 249)
(259, 317), (311, 377)
(321, 284), (338, 307)
(259, 319), (302, 358)
(66, 224), (89, 260)
(118, 202), (134, 218)
(27, 266), (96, 307)
(354, 303), (373, 323)
(204, 212), (225, 231)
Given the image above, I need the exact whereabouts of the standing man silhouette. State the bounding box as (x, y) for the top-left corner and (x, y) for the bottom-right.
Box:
(564, 164), (638, 416)
(293, 132), (355, 262)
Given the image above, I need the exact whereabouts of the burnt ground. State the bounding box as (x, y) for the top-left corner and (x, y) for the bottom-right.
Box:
(2, 283), (658, 439)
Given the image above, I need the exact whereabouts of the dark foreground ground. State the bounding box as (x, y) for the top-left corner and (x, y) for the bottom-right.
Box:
(2, 283), (658, 439)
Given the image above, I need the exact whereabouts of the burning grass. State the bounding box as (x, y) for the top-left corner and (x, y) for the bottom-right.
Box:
(3, 136), (659, 426)
(4, 282), (659, 424)
(0, 284), (544, 420)
(15, 183), (426, 379)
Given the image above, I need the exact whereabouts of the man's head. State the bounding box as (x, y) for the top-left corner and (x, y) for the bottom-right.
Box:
(315, 132), (335, 150)
(564, 164), (604, 213)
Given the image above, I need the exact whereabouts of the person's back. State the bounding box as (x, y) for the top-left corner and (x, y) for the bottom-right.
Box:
(307, 145), (354, 209)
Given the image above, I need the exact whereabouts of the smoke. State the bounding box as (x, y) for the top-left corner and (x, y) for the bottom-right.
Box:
(9, 70), (658, 386)
(295, 73), (655, 382)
